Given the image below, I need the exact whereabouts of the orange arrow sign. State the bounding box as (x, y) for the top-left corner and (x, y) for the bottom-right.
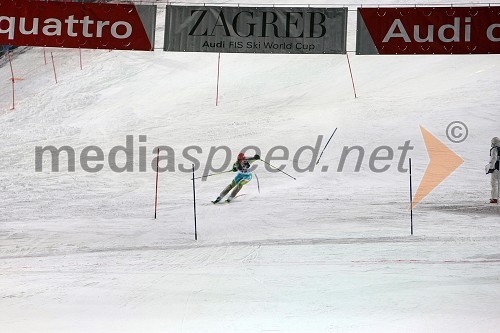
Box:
(413, 126), (464, 208)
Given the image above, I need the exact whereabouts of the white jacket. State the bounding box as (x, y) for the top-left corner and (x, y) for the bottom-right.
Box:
(489, 137), (500, 170)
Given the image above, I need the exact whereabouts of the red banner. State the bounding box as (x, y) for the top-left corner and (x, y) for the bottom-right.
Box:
(357, 7), (500, 54)
(0, 0), (156, 51)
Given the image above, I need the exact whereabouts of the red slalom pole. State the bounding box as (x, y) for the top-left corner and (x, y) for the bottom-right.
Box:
(8, 52), (15, 110)
(216, 52), (221, 106)
(154, 148), (160, 219)
(79, 48), (83, 70)
(51, 52), (58, 84)
(346, 53), (357, 99)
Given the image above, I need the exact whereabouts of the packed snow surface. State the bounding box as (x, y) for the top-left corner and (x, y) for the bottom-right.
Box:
(0, 1), (499, 332)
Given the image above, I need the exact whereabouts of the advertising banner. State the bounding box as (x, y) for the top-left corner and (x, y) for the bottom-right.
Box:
(0, 0), (156, 51)
(164, 6), (347, 54)
(357, 7), (500, 54)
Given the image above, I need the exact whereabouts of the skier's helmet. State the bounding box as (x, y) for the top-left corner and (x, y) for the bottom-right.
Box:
(492, 137), (500, 147)
(237, 153), (245, 161)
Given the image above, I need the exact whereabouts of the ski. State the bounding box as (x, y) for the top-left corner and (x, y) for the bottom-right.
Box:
(212, 194), (246, 204)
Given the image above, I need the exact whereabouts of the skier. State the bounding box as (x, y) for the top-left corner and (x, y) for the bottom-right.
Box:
(487, 137), (500, 204)
(212, 152), (260, 203)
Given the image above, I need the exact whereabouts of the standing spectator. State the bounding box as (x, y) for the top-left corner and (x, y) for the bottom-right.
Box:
(487, 137), (500, 203)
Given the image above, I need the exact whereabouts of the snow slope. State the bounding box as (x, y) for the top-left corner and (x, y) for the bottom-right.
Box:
(0, 1), (499, 332)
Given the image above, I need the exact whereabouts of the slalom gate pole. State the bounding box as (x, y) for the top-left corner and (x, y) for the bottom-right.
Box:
(192, 164), (198, 241)
(346, 53), (357, 99)
(255, 173), (260, 193)
(79, 48), (83, 70)
(8, 52), (15, 110)
(409, 158), (413, 235)
(216, 52), (221, 106)
(316, 128), (338, 165)
(43, 47), (47, 65)
(154, 148), (159, 219)
(51, 52), (58, 84)
(192, 170), (232, 180)
(259, 159), (296, 180)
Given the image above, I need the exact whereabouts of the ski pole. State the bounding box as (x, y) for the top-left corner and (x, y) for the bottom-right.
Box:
(192, 170), (233, 180)
(259, 159), (296, 180)
(255, 173), (261, 193)
(316, 128), (337, 165)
